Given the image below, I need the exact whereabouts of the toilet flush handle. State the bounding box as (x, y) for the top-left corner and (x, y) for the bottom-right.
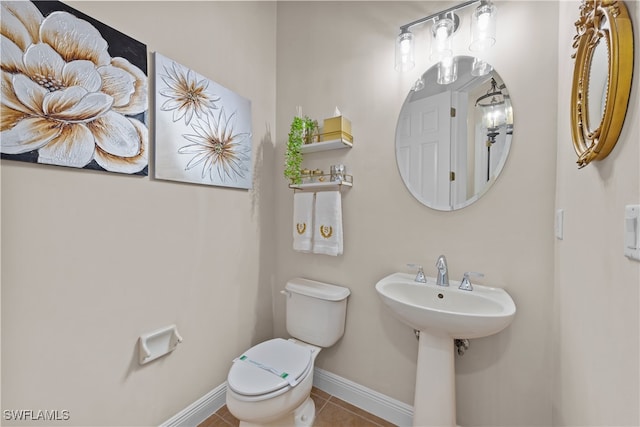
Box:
(280, 290), (291, 298)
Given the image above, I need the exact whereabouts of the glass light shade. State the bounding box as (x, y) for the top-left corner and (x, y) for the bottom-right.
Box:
(430, 17), (454, 61)
(395, 31), (415, 71)
(481, 101), (506, 129)
(471, 57), (493, 76)
(504, 95), (513, 127)
(412, 77), (425, 92)
(470, 1), (497, 52)
(437, 56), (458, 85)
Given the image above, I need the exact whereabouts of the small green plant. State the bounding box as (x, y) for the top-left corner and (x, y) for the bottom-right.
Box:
(303, 118), (318, 144)
(284, 116), (316, 184)
(285, 116), (304, 184)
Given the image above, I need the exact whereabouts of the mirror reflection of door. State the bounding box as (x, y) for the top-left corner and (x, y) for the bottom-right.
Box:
(395, 56), (513, 211)
(396, 91), (452, 209)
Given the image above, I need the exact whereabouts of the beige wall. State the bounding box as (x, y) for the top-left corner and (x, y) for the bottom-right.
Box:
(1, 2), (276, 426)
(274, 2), (557, 426)
(553, 1), (640, 426)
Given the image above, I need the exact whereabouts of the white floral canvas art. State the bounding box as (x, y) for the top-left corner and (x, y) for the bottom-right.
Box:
(154, 53), (253, 189)
(0, 1), (148, 175)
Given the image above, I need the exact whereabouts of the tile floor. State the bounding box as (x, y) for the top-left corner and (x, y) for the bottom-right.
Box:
(199, 387), (397, 427)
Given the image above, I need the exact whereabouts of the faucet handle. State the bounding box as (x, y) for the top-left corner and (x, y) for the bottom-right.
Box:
(407, 264), (427, 283)
(459, 272), (484, 291)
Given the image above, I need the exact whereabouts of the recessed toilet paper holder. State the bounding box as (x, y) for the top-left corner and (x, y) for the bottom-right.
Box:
(138, 324), (183, 365)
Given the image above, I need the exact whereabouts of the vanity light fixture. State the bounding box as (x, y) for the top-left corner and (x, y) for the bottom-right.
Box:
(395, 0), (497, 78)
(395, 29), (415, 71)
(430, 14), (457, 61)
(469, 0), (497, 76)
(471, 56), (493, 76)
(437, 56), (459, 85)
(470, 0), (497, 52)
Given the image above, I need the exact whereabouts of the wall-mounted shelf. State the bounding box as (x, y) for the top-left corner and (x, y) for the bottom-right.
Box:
(289, 130), (353, 191)
(300, 137), (352, 153)
(289, 175), (353, 191)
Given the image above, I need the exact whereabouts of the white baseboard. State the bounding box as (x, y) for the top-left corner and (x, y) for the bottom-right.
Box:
(159, 382), (227, 427)
(159, 369), (413, 427)
(313, 367), (413, 426)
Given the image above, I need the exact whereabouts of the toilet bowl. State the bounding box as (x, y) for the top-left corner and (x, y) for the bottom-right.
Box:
(226, 338), (320, 426)
(226, 278), (350, 427)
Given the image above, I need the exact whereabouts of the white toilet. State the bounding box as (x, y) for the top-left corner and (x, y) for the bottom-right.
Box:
(226, 277), (350, 427)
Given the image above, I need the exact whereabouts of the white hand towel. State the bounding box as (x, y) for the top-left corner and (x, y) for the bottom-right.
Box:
(313, 191), (343, 256)
(293, 192), (314, 252)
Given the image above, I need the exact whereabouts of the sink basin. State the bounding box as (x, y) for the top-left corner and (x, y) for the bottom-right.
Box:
(376, 271), (516, 425)
(375, 272), (516, 338)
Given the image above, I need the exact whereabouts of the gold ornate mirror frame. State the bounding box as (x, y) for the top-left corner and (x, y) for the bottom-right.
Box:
(571, 0), (634, 168)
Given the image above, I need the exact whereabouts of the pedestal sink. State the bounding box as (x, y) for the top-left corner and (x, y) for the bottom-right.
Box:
(375, 272), (516, 427)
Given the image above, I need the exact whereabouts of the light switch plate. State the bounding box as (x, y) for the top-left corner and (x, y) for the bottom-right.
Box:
(624, 205), (640, 261)
(555, 209), (564, 240)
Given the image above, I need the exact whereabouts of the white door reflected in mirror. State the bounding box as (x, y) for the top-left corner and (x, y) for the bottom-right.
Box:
(395, 56), (513, 211)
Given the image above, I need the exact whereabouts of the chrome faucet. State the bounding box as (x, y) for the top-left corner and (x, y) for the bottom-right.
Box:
(435, 255), (449, 286)
(407, 264), (426, 283)
(459, 271), (484, 291)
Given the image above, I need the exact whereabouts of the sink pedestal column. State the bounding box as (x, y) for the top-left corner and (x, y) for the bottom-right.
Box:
(413, 331), (456, 427)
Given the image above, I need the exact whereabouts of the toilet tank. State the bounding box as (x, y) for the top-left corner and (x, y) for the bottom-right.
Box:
(284, 278), (350, 348)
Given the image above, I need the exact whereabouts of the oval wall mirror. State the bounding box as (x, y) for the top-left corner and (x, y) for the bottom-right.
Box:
(395, 56), (513, 211)
(570, 0), (633, 168)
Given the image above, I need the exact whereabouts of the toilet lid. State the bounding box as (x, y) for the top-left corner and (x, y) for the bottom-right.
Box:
(228, 338), (312, 396)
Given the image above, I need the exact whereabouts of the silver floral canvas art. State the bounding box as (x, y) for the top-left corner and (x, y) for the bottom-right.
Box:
(0, 1), (149, 175)
(154, 52), (252, 189)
